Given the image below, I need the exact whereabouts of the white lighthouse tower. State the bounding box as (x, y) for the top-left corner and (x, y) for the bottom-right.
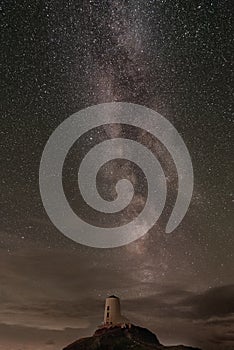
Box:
(103, 295), (129, 326)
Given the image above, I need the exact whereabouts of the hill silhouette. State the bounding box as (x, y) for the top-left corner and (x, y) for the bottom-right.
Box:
(63, 324), (202, 350)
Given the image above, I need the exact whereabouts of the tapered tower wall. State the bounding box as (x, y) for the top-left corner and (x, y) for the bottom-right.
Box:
(104, 296), (123, 325)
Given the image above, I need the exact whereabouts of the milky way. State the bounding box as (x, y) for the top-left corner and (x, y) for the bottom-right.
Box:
(1, 1), (233, 350)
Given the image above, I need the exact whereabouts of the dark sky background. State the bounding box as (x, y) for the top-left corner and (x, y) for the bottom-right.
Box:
(1, 1), (234, 349)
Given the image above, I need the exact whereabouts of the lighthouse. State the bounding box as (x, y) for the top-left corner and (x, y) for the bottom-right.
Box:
(103, 295), (129, 326)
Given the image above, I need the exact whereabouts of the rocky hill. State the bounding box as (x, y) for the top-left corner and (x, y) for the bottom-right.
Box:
(63, 324), (201, 350)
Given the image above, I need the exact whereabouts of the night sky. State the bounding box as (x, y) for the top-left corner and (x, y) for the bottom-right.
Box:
(1, 1), (234, 349)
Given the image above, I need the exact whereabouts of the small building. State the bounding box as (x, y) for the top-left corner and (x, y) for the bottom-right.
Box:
(103, 295), (129, 327)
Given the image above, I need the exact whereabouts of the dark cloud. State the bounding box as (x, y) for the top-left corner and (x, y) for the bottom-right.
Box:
(0, 247), (233, 350)
(0, 323), (87, 350)
(122, 286), (234, 349)
(45, 339), (55, 345)
(183, 285), (234, 320)
(123, 285), (234, 321)
(0, 246), (233, 349)
(205, 317), (234, 327)
(211, 331), (234, 343)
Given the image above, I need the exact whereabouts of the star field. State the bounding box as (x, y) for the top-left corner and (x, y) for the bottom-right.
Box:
(1, 1), (233, 349)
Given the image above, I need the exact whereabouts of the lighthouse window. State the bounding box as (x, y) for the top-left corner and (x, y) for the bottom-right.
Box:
(107, 306), (110, 310)
(107, 312), (109, 317)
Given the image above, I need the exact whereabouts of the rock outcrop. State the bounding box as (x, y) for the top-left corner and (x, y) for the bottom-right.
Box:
(63, 324), (201, 350)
